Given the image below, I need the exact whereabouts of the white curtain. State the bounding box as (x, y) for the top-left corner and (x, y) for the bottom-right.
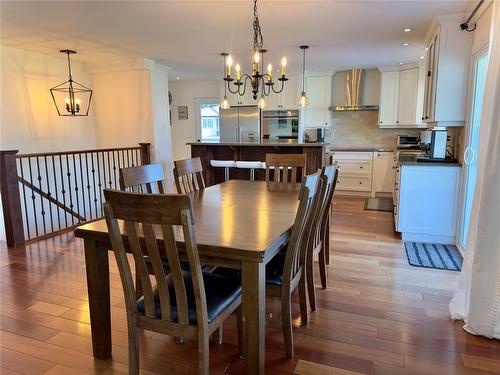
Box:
(449, 1), (500, 339)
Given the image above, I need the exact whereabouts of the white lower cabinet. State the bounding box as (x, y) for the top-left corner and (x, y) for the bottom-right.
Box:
(332, 151), (394, 196)
(394, 165), (461, 244)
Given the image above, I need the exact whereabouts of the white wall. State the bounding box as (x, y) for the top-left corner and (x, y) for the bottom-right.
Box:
(0, 45), (97, 152)
(169, 80), (219, 160)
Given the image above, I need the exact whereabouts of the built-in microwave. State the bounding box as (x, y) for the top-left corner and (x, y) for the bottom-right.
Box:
(261, 110), (299, 141)
(397, 134), (420, 149)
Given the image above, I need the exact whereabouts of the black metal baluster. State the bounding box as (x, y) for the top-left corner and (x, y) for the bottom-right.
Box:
(73, 154), (81, 222)
(52, 155), (61, 231)
(27, 157), (39, 238)
(107, 152), (112, 188)
(44, 156), (54, 233)
(36, 157), (47, 235)
(97, 152), (104, 216)
(18, 158), (31, 240)
(90, 152), (98, 218)
(84, 153), (91, 220)
(131, 149), (136, 167)
(126, 149), (130, 167)
(66, 154), (75, 226)
(60, 155), (69, 228)
(112, 151), (118, 189)
(78, 153), (87, 221)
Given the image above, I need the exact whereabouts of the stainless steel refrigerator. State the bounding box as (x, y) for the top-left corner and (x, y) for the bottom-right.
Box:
(220, 106), (260, 142)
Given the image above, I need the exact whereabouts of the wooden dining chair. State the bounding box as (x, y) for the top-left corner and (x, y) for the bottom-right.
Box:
(265, 170), (321, 357)
(173, 157), (206, 194)
(264, 153), (306, 191)
(305, 164), (338, 312)
(103, 190), (242, 375)
(119, 163), (165, 194)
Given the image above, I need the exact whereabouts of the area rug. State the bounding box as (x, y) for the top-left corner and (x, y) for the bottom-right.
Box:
(404, 242), (463, 271)
(364, 197), (394, 212)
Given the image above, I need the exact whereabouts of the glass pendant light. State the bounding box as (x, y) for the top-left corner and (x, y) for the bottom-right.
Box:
(299, 45), (309, 107)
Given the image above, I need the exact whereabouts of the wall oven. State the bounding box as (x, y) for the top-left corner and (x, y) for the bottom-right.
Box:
(261, 110), (299, 141)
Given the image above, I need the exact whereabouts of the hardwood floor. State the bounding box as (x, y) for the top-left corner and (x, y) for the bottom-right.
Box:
(1, 196), (499, 374)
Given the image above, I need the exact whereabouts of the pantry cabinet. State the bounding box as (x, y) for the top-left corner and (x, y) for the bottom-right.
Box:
(378, 64), (425, 128)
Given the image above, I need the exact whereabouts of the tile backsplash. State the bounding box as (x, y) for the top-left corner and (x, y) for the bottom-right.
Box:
(330, 111), (413, 149)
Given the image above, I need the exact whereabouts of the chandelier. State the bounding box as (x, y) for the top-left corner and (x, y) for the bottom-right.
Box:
(50, 50), (93, 116)
(220, 0), (288, 109)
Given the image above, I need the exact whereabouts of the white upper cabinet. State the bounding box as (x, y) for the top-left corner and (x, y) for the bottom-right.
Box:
(302, 75), (332, 128)
(378, 64), (425, 128)
(422, 17), (472, 126)
(266, 76), (299, 110)
(219, 81), (257, 107)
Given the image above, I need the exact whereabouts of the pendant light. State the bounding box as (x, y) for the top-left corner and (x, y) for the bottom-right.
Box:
(299, 45), (309, 107)
(50, 50), (93, 116)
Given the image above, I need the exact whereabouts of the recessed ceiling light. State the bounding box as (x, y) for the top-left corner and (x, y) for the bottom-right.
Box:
(399, 62), (404, 65)
(424, 47), (429, 51)
(419, 55), (425, 59)
(404, 28), (412, 32)
(314, 68), (319, 72)
(402, 42), (409, 46)
(176, 77), (180, 80)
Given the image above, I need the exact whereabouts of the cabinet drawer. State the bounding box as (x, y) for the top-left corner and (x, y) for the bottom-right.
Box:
(336, 161), (372, 175)
(336, 176), (372, 191)
(332, 151), (373, 161)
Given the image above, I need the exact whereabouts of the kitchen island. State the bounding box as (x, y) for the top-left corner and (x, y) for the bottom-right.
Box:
(188, 141), (328, 186)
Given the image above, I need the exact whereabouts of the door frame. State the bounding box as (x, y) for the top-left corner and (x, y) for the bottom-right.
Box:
(194, 97), (221, 143)
(456, 44), (489, 255)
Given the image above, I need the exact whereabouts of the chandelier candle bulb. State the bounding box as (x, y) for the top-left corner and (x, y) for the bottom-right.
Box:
(281, 57), (287, 76)
(236, 64), (241, 80)
(226, 55), (233, 76)
(65, 98), (71, 112)
(267, 63), (272, 79)
(75, 99), (81, 112)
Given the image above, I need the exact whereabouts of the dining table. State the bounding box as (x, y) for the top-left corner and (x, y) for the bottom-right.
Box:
(74, 179), (301, 375)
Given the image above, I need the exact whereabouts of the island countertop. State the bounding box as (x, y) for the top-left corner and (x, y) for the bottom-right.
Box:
(187, 141), (328, 147)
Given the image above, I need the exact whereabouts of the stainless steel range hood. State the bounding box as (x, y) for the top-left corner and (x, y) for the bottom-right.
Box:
(329, 69), (379, 112)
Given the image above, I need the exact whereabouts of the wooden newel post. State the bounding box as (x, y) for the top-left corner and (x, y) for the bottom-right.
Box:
(139, 143), (151, 165)
(0, 150), (25, 248)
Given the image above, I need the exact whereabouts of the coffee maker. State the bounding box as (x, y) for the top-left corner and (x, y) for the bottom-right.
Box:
(420, 129), (448, 159)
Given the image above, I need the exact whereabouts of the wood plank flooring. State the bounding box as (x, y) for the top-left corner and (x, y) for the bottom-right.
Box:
(1, 196), (499, 374)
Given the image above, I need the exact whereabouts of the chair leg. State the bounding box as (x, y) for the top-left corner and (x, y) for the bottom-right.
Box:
(306, 252), (317, 312)
(319, 245), (328, 290)
(213, 325), (223, 345)
(281, 292), (294, 358)
(127, 315), (140, 375)
(198, 329), (210, 375)
(236, 306), (244, 356)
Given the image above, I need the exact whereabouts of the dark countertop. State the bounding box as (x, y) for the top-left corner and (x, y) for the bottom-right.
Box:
(329, 147), (395, 152)
(187, 141), (328, 147)
(397, 154), (461, 167)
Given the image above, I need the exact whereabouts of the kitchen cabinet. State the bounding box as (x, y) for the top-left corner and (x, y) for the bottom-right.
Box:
(372, 151), (394, 193)
(378, 65), (425, 128)
(302, 75), (332, 128)
(395, 164), (461, 243)
(331, 151), (373, 193)
(219, 81), (256, 106)
(266, 76), (300, 110)
(422, 17), (472, 126)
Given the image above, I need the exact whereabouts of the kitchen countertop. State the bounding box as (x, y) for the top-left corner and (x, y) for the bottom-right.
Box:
(397, 154), (461, 167)
(187, 141), (328, 147)
(329, 147), (395, 152)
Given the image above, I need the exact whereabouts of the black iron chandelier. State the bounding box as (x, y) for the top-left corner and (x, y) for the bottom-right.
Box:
(220, 0), (288, 109)
(50, 50), (93, 116)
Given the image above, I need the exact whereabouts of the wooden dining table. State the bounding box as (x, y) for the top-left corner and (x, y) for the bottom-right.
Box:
(74, 180), (301, 375)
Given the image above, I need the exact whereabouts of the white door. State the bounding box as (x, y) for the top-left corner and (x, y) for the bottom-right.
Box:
(459, 51), (489, 250)
(397, 68), (419, 126)
(378, 71), (398, 126)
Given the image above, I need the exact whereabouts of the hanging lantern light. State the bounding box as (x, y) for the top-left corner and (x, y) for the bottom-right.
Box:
(299, 45), (309, 107)
(50, 50), (93, 116)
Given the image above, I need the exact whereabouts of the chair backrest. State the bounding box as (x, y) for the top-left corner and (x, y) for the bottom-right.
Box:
(119, 163), (165, 194)
(308, 164), (338, 251)
(265, 153), (306, 191)
(103, 189), (207, 327)
(281, 171), (321, 286)
(173, 157), (206, 194)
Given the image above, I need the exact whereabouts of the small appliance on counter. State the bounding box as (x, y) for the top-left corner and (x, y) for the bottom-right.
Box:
(304, 128), (330, 143)
(418, 129), (448, 160)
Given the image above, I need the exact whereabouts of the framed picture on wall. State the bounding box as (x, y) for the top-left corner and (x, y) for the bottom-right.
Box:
(178, 106), (188, 120)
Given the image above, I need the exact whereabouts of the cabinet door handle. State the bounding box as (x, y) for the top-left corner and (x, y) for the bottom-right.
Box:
(360, 166), (363, 169)
(359, 181), (363, 185)
(379, 121), (382, 124)
(396, 120), (399, 124)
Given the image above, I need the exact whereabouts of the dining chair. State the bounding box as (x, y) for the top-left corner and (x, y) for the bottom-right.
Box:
(265, 170), (321, 357)
(119, 163), (165, 194)
(173, 157), (206, 194)
(305, 164), (338, 312)
(103, 189), (243, 375)
(264, 153), (306, 191)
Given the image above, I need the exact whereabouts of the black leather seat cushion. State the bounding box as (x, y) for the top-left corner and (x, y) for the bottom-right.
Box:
(214, 249), (288, 287)
(137, 270), (241, 324)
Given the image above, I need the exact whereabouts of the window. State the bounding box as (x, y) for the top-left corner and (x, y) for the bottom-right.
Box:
(196, 99), (220, 142)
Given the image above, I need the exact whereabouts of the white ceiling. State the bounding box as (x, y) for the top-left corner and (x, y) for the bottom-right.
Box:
(1, 1), (472, 81)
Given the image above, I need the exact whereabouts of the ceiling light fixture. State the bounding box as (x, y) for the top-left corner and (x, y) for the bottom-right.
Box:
(404, 28), (412, 32)
(299, 45), (309, 107)
(402, 42), (409, 46)
(220, 0), (288, 109)
(419, 56), (425, 59)
(50, 50), (93, 116)
(399, 62), (404, 65)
